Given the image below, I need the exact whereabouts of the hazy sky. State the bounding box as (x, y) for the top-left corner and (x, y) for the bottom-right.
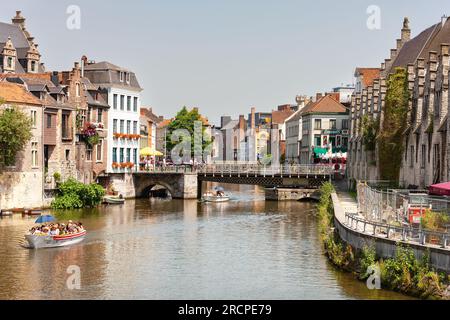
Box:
(2, 0), (450, 124)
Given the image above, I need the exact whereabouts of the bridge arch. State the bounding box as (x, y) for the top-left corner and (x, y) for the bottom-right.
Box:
(138, 181), (175, 198)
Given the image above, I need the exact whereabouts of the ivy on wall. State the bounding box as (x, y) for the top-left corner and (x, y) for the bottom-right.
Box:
(361, 114), (379, 152)
(378, 67), (410, 182)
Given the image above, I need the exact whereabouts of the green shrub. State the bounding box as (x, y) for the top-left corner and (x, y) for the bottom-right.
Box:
(421, 210), (450, 231)
(53, 172), (61, 183)
(51, 178), (105, 209)
(359, 245), (376, 280)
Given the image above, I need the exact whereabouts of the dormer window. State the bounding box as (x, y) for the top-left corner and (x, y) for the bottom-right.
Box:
(30, 60), (37, 72)
(7, 57), (14, 69)
(119, 71), (124, 82)
(126, 72), (130, 84)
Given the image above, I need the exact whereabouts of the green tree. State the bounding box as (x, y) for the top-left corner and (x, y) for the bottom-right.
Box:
(165, 106), (212, 158)
(378, 68), (410, 181)
(0, 101), (33, 168)
(51, 178), (105, 209)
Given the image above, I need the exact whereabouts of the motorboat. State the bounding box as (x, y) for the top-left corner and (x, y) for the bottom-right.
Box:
(25, 230), (86, 249)
(202, 194), (230, 202)
(103, 195), (125, 204)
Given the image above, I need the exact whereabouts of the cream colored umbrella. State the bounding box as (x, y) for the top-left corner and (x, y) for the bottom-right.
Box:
(140, 147), (163, 157)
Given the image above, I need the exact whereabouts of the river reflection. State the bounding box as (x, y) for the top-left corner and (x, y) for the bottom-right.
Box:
(0, 183), (411, 300)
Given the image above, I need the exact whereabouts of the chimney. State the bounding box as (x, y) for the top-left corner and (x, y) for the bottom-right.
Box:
(251, 107), (256, 130)
(316, 93), (323, 101)
(239, 115), (246, 131)
(442, 15), (448, 27)
(401, 17), (411, 42)
(12, 11), (26, 29)
(396, 39), (402, 50)
(81, 55), (88, 77)
(51, 71), (59, 86)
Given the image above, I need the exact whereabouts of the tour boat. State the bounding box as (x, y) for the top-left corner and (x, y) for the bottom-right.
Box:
(202, 195), (230, 203)
(25, 230), (87, 249)
(103, 196), (125, 204)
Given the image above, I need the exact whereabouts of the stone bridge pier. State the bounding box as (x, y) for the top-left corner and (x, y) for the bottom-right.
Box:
(108, 173), (198, 199)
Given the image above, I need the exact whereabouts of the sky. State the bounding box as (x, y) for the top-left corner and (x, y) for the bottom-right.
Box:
(2, 0), (450, 124)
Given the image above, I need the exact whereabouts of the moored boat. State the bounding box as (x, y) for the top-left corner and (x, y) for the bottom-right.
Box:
(25, 230), (86, 249)
(103, 196), (125, 204)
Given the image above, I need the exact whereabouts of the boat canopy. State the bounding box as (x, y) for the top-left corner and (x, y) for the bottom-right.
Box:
(429, 182), (450, 196)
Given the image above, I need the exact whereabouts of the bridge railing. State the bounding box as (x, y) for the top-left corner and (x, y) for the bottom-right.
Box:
(197, 164), (334, 176)
(135, 164), (334, 176)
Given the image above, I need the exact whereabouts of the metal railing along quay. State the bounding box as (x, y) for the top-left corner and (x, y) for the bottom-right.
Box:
(344, 212), (450, 249)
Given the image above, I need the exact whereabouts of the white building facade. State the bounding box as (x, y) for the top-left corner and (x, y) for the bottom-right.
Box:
(84, 61), (142, 173)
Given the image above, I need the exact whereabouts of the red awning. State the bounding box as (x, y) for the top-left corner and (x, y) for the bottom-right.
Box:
(429, 182), (450, 196)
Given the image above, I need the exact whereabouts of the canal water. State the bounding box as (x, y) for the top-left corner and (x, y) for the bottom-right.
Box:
(0, 184), (410, 300)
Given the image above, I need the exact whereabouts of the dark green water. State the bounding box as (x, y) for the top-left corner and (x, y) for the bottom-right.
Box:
(0, 184), (411, 300)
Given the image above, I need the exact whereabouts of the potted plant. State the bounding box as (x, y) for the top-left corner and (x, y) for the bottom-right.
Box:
(112, 162), (119, 169)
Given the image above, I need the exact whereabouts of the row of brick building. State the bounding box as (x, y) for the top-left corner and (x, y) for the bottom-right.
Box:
(0, 11), (162, 210)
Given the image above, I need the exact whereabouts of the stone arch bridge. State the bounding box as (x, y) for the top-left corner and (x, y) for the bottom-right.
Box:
(108, 164), (333, 199)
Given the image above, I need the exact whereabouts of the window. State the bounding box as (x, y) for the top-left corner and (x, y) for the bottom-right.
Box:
(126, 148), (131, 162)
(86, 146), (92, 161)
(97, 109), (103, 123)
(133, 97), (138, 112)
(119, 72), (124, 82)
(65, 149), (70, 161)
(62, 113), (71, 140)
(46, 114), (52, 128)
(30, 61), (36, 72)
(112, 147), (117, 163)
(96, 140), (103, 162)
(76, 83), (80, 97)
(120, 148), (124, 163)
(314, 119), (322, 130)
(31, 142), (38, 167)
(314, 135), (321, 146)
(120, 95), (125, 110)
(133, 121), (138, 134)
(127, 120), (131, 134)
(31, 110), (37, 127)
(113, 119), (118, 134)
(120, 120), (125, 133)
(126, 73), (131, 84)
(342, 119), (349, 130)
(410, 146), (414, 168)
(133, 149), (137, 165)
(421, 144), (426, 169)
(113, 94), (118, 109)
(127, 96), (131, 111)
(330, 119), (337, 130)
(7, 57), (13, 68)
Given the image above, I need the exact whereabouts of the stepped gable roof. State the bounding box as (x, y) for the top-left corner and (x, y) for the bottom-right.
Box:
(389, 19), (450, 73)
